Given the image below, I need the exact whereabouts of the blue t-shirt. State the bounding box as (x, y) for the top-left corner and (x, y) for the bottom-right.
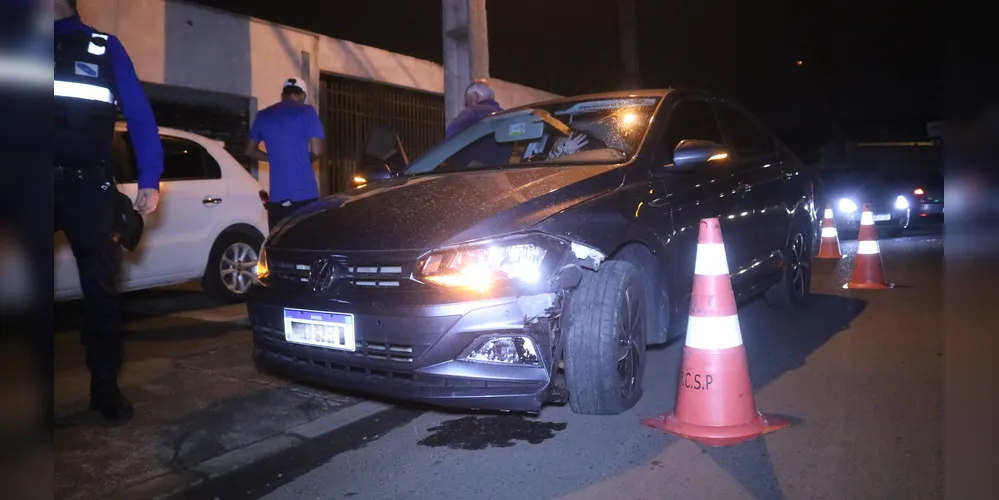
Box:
(250, 100), (325, 202)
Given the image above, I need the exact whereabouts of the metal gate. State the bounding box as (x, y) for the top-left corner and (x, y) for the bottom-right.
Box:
(319, 74), (445, 194)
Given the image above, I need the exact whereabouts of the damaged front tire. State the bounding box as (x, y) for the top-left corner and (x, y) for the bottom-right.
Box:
(563, 260), (647, 415)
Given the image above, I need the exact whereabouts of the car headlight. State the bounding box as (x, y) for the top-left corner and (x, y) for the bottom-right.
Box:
(839, 198), (858, 212)
(895, 195), (909, 210)
(416, 234), (569, 292)
(254, 246), (269, 281)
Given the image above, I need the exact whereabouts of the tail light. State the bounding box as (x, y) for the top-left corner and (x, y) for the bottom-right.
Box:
(259, 190), (270, 210)
(913, 188), (924, 196)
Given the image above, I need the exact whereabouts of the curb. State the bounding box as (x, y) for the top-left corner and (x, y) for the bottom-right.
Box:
(112, 401), (393, 500)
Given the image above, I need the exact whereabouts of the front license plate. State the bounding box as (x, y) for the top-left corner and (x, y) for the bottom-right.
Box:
(283, 308), (356, 352)
(873, 213), (891, 222)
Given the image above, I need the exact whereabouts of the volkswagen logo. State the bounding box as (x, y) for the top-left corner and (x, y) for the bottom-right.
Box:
(308, 256), (337, 294)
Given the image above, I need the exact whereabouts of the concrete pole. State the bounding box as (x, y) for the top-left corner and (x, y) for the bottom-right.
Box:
(443, 0), (490, 124)
(617, 0), (641, 89)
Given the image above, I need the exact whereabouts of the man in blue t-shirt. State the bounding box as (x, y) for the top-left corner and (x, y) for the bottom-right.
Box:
(246, 78), (326, 229)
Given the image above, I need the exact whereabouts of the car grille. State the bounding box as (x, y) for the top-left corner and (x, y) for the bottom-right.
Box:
(266, 250), (414, 290)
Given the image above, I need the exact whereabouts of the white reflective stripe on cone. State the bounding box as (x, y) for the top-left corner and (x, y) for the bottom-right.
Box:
(860, 211), (874, 225)
(693, 243), (730, 276)
(685, 315), (744, 349)
(821, 227), (838, 238)
(857, 240), (880, 255)
(824, 208), (833, 219)
(54, 81), (113, 103)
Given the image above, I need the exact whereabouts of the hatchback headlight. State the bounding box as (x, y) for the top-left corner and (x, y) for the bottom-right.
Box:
(895, 195), (909, 210)
(416, 234), (568, 292)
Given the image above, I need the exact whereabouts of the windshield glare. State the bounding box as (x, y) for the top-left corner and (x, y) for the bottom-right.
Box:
(403, 96), (661, 175)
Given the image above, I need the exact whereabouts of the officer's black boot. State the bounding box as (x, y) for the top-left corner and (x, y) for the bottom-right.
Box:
(89, 371), (133, 425)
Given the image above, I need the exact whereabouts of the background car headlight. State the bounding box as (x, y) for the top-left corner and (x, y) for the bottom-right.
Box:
(417, 235), (567, 292)
(895, 195), (910, 210)
(839, 198), (858, 212)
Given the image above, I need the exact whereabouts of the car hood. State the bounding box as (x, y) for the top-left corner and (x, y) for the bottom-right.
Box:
(266, 165), (623, 251)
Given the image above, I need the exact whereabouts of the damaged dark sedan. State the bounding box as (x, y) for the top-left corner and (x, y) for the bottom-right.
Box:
(247, 89), (816, 415)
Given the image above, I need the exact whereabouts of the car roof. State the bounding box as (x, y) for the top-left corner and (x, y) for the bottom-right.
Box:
(503, 88), (679, 113)
(114, 121), (226, 148)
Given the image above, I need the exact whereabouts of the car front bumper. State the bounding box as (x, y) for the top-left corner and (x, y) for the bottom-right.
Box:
(246, 285), (556, 413)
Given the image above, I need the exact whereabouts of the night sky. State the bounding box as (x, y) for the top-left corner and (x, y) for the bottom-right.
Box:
(186, 0), (941, 159)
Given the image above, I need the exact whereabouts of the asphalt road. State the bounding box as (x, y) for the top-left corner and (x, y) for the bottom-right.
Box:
(181, 227), (943, 500)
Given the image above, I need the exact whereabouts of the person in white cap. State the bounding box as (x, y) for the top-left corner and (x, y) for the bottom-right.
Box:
(445, 78), (503, 139)
(245, 78), (326, 229)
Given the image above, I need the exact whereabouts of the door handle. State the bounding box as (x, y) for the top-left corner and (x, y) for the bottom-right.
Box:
(203, 196), (223, 206)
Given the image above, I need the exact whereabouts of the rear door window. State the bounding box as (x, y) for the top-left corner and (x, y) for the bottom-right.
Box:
(715, 103), (778, 160)
(120, 133), (222, 182)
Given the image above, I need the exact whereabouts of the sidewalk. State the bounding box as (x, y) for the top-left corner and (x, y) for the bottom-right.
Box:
(54, 292), (380, 500)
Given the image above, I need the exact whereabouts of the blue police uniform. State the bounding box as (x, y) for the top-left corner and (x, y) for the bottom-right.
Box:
(54, 13), (163, 424)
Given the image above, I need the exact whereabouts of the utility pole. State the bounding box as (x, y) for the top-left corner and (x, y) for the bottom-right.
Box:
(442, 0), (490, 124)
(617, 0), (641, 89)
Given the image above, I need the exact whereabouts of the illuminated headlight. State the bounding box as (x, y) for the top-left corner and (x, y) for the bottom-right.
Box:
(254, 246), (269, 281)
(895, 195), (909, 210)
(838, 198), (858, 213)
(463, 336), (539, 365)
(417, 235), (566, 292)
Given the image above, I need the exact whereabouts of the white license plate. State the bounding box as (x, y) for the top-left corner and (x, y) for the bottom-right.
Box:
(283, 308), (356, 352)
(873, 213), (891, 221)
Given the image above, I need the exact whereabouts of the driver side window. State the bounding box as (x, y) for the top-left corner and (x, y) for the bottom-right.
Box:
(661, 100), (725, 165)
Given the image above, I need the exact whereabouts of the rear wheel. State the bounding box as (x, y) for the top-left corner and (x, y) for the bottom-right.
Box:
(564, 260), (647, 415)
(202, 230), (264, 304)
(764, 229), (812, 310)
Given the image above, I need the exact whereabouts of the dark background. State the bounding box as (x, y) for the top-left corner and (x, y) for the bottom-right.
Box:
(185, 0), (942, 162)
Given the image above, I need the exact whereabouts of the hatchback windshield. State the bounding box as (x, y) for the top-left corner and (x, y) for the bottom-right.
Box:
(403, 96), (662, 175)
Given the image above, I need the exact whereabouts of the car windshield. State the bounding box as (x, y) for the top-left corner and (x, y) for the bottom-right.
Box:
(402, 96), (662, 175)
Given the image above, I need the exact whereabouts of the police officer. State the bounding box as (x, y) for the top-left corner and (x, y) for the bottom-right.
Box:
(54, 0), (163, 425)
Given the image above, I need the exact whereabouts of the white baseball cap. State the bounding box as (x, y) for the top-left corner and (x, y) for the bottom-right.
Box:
(283, 77), (307, 94)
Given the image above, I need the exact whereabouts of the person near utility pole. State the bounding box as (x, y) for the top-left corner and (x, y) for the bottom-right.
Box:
(445, 79), (503, 139)
(245, 78), (325, 230)
(54, 0), (163, 425)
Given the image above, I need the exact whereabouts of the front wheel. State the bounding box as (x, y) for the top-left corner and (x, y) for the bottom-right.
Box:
(764, 229), (812, 310)
(202, 231), (264, 304)
(564, 260), (647, 415)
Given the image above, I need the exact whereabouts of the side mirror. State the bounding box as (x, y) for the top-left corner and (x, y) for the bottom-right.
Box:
(358, 123), (408, 177)
(672, 139), (730, 169)
(353, 162), (392, 187)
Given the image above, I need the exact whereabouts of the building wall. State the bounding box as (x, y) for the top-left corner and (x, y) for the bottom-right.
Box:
(77, 0), (560, 192)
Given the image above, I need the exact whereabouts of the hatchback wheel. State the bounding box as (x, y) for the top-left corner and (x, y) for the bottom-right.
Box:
(764, 229), (811, 310)
(203, 231), (264, 303)
(564, 260), (647, 415)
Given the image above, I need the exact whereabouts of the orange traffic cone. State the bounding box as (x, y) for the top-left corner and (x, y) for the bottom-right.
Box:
(844, 203), (894, 289)
(641, 218), (791, 447)
(816, 204), (844, 259)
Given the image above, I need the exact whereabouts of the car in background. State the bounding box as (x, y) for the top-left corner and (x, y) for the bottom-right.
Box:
(814, 168), (913, 238)
(54, 124), (269, 303)
(247, 89), (816, 416)
(900, 171), (944, 226)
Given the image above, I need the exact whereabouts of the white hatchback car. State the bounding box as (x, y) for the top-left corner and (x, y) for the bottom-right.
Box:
(54, 123), (269, 303)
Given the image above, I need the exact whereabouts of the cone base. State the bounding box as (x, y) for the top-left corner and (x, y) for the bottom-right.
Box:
(843, 282), (895, 289)
(641, 411), (792, 447)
